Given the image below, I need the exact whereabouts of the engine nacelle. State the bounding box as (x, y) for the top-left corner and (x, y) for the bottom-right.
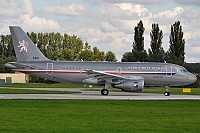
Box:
(112, 78), (144, 92)
(82, 78), (104, 85)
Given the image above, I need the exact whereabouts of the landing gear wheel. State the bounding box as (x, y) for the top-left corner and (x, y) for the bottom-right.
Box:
(101, 89), (109, 95)
(164, 91), (170, 96)
(164, 85), (170, 96)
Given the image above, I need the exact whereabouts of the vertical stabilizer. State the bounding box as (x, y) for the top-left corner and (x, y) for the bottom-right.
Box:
(9, 26), (48, 61)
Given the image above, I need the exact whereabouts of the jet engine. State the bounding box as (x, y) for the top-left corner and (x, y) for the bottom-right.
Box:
(112, 78), (144, 92)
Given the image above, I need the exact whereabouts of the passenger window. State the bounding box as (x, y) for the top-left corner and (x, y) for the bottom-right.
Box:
(175, 68), (180, 73)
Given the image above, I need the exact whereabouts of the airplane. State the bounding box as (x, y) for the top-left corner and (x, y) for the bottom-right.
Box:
(4, 26), (197, 96)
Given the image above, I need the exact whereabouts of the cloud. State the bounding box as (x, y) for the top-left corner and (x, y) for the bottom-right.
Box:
(174, 0), (200, 6)
(22, 0), (33, 16)
(18, 0), (60, 31)
(19, 0), (60, 32)
(100, 22), (118, 32)
(42, 4), (87, 16)
(186, 36), (200, 47)
(117, 3), (151, 18)
(19, 14), (60, 32)
(0, 0), (61, 33)
(99, 3), (152, 34)
(86, 0), (168, 5)
(0, 0), (17, 16)
(153, 7), (183, 19)
(185, 47), (200, 62)
(79, 27), (133, 60)
(0, 19), (18, 34)
(100, 3), (151, 20)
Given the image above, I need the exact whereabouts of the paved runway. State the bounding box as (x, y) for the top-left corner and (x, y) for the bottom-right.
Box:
(0, 88), (199, 100)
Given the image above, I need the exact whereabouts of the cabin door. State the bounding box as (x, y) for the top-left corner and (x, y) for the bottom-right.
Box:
(46, 63), (53, 75)
(165, 65), (172, 77)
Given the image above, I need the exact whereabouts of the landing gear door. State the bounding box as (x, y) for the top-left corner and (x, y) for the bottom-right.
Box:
(165, 65), (172, 77)
(46, 63), (53, 75)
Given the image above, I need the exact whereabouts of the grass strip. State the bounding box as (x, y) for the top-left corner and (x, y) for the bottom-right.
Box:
(1, 83), (86, 88)
(0, 100), (199, 133)
(0, 88), (79, 94)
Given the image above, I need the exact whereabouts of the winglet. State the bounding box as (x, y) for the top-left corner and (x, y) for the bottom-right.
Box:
(9, 26), (49, 61)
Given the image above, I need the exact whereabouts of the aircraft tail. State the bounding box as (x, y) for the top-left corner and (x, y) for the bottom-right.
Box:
(9, 26), (49, 62)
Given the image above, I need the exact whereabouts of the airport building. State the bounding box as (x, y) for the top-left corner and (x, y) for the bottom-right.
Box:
(0, 72), (28, 84)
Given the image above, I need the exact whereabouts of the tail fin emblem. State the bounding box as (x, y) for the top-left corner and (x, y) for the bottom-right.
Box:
(18, 40), (29, 52)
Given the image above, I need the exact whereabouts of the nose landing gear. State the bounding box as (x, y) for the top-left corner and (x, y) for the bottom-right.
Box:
(164, 85), (170, 96)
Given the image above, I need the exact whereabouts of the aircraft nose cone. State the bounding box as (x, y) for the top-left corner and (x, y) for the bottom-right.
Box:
(188, 74), (197, 84)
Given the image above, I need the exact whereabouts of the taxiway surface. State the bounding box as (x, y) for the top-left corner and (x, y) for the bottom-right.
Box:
(0, 88), (199, 100)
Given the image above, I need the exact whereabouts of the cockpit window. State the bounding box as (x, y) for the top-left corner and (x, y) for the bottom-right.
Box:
(183, 68), (188, 72)
(180, 68), (188, 73)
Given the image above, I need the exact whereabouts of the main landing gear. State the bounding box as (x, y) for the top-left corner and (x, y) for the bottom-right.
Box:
(101, 82), (110, 96)
(101, 89), (109, 95)
(164, 85), (170, 96)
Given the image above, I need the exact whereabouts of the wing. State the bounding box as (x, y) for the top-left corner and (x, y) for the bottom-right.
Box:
(84, 70), (143, 84)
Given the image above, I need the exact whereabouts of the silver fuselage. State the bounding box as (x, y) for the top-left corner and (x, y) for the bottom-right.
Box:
(11, 61), (196, 87)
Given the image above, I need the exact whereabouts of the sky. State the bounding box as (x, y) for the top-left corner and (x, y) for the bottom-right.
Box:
(0, 0), (200, 62)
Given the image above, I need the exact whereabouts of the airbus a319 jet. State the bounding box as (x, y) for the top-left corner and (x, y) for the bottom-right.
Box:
(5, 26), (197, 96)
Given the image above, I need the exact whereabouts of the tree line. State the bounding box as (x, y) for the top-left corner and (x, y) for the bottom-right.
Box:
(27, 32), (117, 62)
(122, 20), (185, 66)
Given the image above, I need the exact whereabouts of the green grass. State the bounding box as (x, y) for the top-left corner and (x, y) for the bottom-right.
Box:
(0, 88), (79, 94)
(1, 82), (101, 88)
(1, 82), (86, 88)
(0, 100), (199, 133)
